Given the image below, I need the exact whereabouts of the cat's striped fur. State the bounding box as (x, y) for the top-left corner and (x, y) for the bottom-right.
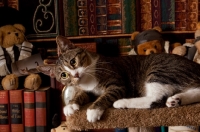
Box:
(40, 36), (200, 123)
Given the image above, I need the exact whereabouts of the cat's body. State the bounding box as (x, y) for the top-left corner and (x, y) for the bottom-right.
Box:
(38, 36), (200, 123)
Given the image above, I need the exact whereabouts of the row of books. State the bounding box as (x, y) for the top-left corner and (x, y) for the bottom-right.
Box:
(63, 0), (200, 37)
(0, 86), (52, 132)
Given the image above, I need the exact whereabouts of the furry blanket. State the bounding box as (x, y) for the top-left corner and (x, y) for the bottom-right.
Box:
(65, 103), (200, 131)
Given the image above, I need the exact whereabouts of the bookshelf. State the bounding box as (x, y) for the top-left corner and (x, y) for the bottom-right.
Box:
(0, 0), (200, 131)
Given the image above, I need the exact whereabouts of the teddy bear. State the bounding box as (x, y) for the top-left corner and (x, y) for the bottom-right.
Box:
(128, 26), (169, 55)
(0, 24), (42, 90)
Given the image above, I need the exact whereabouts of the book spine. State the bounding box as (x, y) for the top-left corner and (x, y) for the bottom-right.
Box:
(186, 0), (198, 31)
(198, 0), (200, 21)
(9, 90), (24, 132)
(122, 0), (136, 33)
(140, 0), (152, 30)
(161, 0), (175, 31)
(24, 90), (35, 132)
(77, 0), (89, 35)
(35, 87), (51, 132)
(0, 90), (10, 132)
(151, 0), (161, 27)
(75, 42), (97, 52)
(87, 0), (97, 35)
(106, 0), (122, 34)
(175, 0), (187, 31)
(63, 0), (78, 36)
(96, 0), (108, 35)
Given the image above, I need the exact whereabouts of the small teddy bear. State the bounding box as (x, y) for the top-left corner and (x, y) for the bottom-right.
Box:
(128, 26), (169, 55)
(0, 24), (42, 90)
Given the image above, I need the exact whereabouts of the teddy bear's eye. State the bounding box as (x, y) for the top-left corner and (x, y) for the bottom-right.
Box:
(154, 45), (157, 49)
(7, 32), (11, 34)
(143, 49), (146, 52)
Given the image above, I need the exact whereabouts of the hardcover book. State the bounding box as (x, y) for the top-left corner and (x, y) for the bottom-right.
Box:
(151, 0), (161, 27)
(175, 0), (186, 31)
(63, 0), (78, 36)
(140, 0), (152, 30)
(161, 0), (175, 31)
(0, 90), (10, 132)
(9, 90), (24, 132)
(186, 0), (198, 31)
(96, 0), (108, 35)
(24, 89), (35, 132)
(88, 0), (97, 35)
(77, 0), (89, 35)
(107, 0), (122, 34)
(35, 87), (51, 132)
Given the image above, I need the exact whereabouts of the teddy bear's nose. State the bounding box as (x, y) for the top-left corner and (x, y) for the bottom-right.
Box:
(15, 33), (18, 36)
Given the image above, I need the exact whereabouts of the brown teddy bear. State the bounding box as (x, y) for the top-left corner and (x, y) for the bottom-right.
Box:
(0, 24), (42, 90)
(128, 26), (168, 55)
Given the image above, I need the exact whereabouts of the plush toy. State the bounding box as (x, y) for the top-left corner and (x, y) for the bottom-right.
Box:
(128, 26), (168, 55)
(0, 24), (42, 90)
(51, 122), (78, 132)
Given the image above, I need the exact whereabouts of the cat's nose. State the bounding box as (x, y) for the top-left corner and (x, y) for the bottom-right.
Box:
(74, 73), (79, 78)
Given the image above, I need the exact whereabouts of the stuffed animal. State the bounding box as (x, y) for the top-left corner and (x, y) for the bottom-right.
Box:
(51, 122), (78, 132)
(0, 24), (42, 90)
(128, 26), (168, 55)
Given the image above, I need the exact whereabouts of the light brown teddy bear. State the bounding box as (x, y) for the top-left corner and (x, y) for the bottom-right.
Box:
(128, 26), (169, 55)
(0, 24), (42, 90)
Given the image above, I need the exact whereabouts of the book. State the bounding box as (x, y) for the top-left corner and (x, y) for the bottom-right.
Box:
(9, 89), (24, 132)
(96, 0), (108, 35)
(175, 0), (186, 31)
(77, 0), (89, 35)
(106, 0), (122, 34)
(35, 86), (51, 132)
(87, 0), (97, 35)
(151, 0), (161, 27)
(186, 0), (198, 31)
(63, 0), (78, 36)
(115, 128), (128, 132)
(0, 90), (10, 132)
(161, 0), (175, 31)
(122, 0), (136, 33)
(23, 89), (35, 132)
(140, 0), (152, 30)
(7, 0), (19, 10)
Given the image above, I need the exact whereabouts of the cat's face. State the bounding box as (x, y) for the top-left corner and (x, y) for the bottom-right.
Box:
(56, 36), (94, 84)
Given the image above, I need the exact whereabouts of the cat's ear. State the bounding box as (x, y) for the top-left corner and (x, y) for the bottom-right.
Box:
(56, 35), (76, 54)
(37, 65), (56, 78)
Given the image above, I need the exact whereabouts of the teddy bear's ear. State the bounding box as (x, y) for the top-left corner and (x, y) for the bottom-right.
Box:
(131, 31), (140, 40)
(153, 26), (162, 32)
(13, 24), (26, 34)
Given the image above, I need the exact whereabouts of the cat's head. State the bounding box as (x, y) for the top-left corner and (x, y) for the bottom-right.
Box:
(56, 35), (97, 84)
(37, 63), (73, 86)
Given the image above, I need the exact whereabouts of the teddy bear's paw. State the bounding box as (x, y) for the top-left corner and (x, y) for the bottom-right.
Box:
(63, 104), (79, 116)
(166, 96), (181, 107)
(86, 109), (104, 123)
(113, 99), (128, 108)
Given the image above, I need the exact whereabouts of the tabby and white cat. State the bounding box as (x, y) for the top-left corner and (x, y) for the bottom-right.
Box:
(39, 35), (200, 123)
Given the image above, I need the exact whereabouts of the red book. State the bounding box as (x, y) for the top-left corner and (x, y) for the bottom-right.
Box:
(24, 89), (35, 132)
(35, 87), (51, 132)
(0, 90), (10, 132)
(9, 90), (24, 132)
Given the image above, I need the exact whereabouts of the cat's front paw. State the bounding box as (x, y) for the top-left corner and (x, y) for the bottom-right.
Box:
(166, 96), (181, 107)
(113, 99), (128, 108)
(63, 104), (79, 116)
(86, 109), (104, 123)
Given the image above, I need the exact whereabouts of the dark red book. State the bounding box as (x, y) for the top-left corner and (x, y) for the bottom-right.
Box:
(87, 0), (97, 35)
(35, 87), (51, 132)
(23, 89), (35, 132)
(9, 90), (24, 132)
(0, 90), (10, 132)
(175, 0), (186, 31)
(151, 0), (161, 27)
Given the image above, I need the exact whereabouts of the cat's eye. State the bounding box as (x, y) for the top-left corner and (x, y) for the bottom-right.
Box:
(61, 72), (69, 80)
(70, 58), (76, 66)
